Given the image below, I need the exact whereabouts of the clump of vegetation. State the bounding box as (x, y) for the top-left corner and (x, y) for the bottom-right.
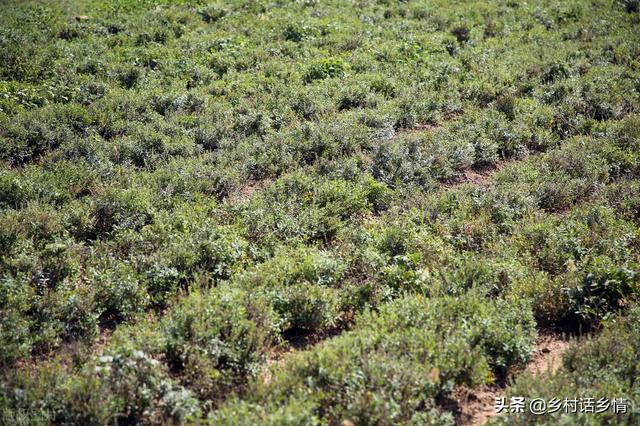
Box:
(161, 286), (280, 402)
(211, 293), (535, 424)
(497, 303), (640, 425)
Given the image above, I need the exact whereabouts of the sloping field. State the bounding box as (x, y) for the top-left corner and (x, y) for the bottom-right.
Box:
(1, 0), (639, 424)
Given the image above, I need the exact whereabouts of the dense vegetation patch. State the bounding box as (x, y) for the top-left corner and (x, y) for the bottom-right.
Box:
(0, 0), (639, 423)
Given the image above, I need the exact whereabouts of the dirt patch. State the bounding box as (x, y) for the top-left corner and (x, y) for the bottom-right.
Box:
(525, 332), (571, 378)
(415, 123), (440, 132)
(442, 158), (519, 190)
(454, 331), (572, 425)
(443, 167), (494, 189)
(451, 386), (504, 426)
(401, 111), (463, 135)
(227, 178), (273, 203)
(461, 168), (491, 186)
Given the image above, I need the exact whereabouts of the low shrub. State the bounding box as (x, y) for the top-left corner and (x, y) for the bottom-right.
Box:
(565, 257), (639, 326)
(161, 286), (280, 402)
(497, 304), (640, 425)
(0, 346), (200, 425)
(237, 246), (346, 331)
(211, 293), (535, 424)
(304, 57), (349, 82)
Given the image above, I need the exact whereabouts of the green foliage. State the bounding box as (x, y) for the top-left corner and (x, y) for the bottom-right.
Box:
(496, 304), (640, 425)
(212, 293), (535, 424)
(566, 257), (639, 324)
(161, 286), (280, 401)
(92, 187), (154, 238)
(0, 0), (639, 422)
(0, 103), (90, 165)
(237, 246), (346, 331)
(304, 57), (349, 82)
(92, 261), (149, 322)
(0, 346), (200, 425)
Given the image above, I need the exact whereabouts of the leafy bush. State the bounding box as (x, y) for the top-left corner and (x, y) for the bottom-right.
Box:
(0, 103), (91, 165)
(92, 187), (155, 238)
(0, 346), (200, 425)
(565, 257), (639, 325)
(304, 57), (349, 82)
(161, 286), (280, 401)
(497, 304), (640, 425)
(212, 293), (535, 424)
(92, 261), (149, 322)
(237, 247), (346, 331)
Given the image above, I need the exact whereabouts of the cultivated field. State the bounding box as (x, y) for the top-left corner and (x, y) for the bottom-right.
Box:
(1, 0), (639, 424)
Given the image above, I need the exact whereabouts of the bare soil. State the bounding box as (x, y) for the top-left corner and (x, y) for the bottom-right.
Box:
(454, 331), (572, 425)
